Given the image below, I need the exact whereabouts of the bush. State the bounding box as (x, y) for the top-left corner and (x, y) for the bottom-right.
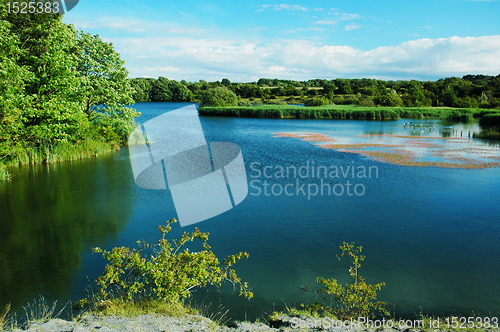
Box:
(237, 100), (252, 107)
(300, 242), (388, 320)
(90, 218), (253, 305)
(200, 87), (238, 107)
(304, 97), (330, 106)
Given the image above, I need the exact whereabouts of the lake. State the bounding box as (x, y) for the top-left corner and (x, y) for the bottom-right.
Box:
(1, 102), (500, 322)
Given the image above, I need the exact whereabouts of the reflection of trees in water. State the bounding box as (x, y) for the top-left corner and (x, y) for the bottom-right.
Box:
(0, 150), (134, 311)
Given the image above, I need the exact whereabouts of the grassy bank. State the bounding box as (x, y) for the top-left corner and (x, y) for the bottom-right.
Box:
(0, 139), (118, 181)
(199, 104), (499, 121)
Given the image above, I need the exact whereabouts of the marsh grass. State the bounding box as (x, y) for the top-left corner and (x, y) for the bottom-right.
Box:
(199, 104), (496, 121)
(0, 165), (10, 181)
(4, 140), (115, 168)
(0, 139), (117, 181)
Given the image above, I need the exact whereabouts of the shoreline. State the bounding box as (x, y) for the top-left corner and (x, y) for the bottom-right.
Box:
(5, 313), (500, 332)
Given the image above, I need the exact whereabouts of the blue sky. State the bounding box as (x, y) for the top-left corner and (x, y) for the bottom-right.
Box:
(62, 0), (500, 82)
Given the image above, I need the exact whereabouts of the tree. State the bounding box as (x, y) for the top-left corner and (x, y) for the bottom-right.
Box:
(0, 2), (29, 159)
(75, 31), (138, 141)
(221, 78), (231, 87)
(5, 8), (88, 147)
(1, 2), (139, 165)
(200, 87), (238, 107)
(150, 76), (173, 101)
(376, 89), (403, 107)
(169, 80), (194, 102)
(129, 77), (153, 102)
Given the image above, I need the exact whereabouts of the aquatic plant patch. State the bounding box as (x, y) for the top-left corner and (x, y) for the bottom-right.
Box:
(273, 131), (500, 169)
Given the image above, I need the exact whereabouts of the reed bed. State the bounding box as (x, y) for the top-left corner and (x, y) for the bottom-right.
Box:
(200, 105), (496, 121)
(0, 139), (117, 180)
(3, 140), (115, 168)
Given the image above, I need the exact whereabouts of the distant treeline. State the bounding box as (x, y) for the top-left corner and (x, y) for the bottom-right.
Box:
(129, 75), (500, 109)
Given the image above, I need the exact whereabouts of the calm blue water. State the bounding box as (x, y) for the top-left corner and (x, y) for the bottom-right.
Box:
(1, 102), (500, 322)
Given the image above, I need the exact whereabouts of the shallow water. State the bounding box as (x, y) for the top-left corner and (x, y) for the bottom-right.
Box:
(1, 102), (500, 321)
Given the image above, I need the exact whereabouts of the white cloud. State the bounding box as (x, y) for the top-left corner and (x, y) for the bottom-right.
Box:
(316, 13), (361, 25)
(115, 35), (500, 81)
(143, 66), (180, 73)
(260, 4), (323, 11)
(344, 24), (362, 31)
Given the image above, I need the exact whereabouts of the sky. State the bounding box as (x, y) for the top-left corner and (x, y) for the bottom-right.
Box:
(62, 0), (500, 82)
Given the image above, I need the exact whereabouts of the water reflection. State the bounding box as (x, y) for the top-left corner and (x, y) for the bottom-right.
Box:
(0, 150), (134, 311)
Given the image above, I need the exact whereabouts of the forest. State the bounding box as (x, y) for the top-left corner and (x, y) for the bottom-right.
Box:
(129, 75), (500, 109)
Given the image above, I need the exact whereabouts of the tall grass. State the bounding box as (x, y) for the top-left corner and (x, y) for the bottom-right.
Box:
(23, 296), (66, 326)
(199, 105), (495, 121)
(0, 165), (10, 181)
(1, 303), (14, 331)
(0, 139), (117, 181)
(2, 140), (116, 168)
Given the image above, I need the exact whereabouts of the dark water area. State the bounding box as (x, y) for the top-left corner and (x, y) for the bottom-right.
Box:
(1, 102), (500, 322)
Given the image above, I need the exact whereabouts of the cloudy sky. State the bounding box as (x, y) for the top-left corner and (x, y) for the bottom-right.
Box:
(62, 0), (500, 82)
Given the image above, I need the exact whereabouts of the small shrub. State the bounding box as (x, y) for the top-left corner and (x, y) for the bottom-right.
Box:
(238, 100), (252, 107)
(91, 218), (253, 305)
(301, 242), (388, 320)
(304, 97), (330, 106)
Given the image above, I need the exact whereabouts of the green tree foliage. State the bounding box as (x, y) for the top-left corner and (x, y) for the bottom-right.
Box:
(0, 4), (28, 160)
(200, 87), (238, 107)
(376, 89), (403, 107)
(4, 3), (88, 149)
(75, 31), (138, 141)
(301, 242), (388, 320)
(132, 75), (500, 110)
(149, 76), (193, 102)
(0, 1), (139, 172)
(129, 77), (154, 102)
(91, 218), (253, 304)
